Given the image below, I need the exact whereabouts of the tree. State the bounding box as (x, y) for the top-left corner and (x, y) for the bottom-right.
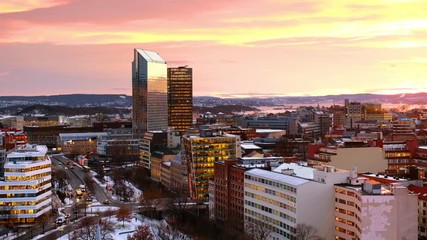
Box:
(113, 179), (134, 202)
(245, 221), (272, 240)
(157, 220), (191, 240)
(84, 175), (95, 193)
(127, 225), (155, 240)
(71, 216), (114, 240)
(165, 187), (189, 222)
(53, 168), (68, 190)
(116, 205), (132, 227)
(295, 224), (325, 240)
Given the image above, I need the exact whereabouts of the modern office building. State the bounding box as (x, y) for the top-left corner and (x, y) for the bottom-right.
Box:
(0, 144), (52, 224)
(335, 173), (417, 240)
(244, 163), (349, 240)
(168, 66), (193, 133)
(182, 128), (241, 199)
(132, 49), (168, 138)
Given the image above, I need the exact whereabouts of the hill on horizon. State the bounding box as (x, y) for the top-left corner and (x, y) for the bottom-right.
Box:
(0, 92), (426, 108)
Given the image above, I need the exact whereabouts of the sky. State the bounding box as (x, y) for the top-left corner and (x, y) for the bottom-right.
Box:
(0, 0), (426, 98)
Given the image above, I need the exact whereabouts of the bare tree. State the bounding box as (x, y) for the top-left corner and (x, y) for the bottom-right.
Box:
(127, 225), (156, 240)
(71, 216), (114, 240)
(113, 179), (134, 202)
(84, 175), (95, 193)
(245, 221), (272, 240)
(295, 224), (324, 240)
(116, 205), (132, 227)
(165, 187), (190, 222)
(157, 220), (191, 240)
(53, 168), (68, 190)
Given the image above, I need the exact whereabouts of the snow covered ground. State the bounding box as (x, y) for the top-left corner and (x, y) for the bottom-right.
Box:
(93, 175), (143, 203)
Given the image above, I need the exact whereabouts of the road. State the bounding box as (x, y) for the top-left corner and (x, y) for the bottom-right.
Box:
(50, 154), (112, 205)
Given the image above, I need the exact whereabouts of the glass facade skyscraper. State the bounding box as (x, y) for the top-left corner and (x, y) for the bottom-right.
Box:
(132, 49), (168, 138)
(168, 66), (193, 133)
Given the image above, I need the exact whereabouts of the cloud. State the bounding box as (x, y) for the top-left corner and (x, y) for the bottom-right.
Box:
(0, 71), (10, 77)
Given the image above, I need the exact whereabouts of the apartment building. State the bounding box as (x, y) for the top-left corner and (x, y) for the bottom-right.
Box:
(335, 172), (417, 240)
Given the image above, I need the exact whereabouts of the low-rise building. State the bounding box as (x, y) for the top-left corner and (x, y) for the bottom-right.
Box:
(244, 164), (349, 239)
(335, 172), (417, 240)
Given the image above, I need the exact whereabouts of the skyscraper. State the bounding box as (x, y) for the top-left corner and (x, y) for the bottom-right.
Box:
(132, 49), (168, 138)
(167, 66), (193, 133)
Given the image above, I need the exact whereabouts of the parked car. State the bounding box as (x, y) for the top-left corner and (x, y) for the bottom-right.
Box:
(103, 199), (110, 204)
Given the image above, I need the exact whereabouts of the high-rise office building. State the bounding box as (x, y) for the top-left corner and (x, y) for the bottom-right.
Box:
(132, 49), (168, 138)
(167, 66), (193, 133)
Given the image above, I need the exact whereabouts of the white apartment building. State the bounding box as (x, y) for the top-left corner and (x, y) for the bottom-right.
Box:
(0, 144), (52, 224)
(335, 170), (418, 240)
(244, 163), (349, 240)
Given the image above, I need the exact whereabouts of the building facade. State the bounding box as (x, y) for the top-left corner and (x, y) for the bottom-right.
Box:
(167, 67), (193, 133)
(132, 49), (168, 138)
(335, 177), (417, 239)
(244, 164), (349, 240)
(0, 144), (52, 224)
(182, 129), (241, 199)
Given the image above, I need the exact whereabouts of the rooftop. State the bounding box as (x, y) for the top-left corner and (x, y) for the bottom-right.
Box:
(136, 49), (166, 64)
(246, 168), (310, 187)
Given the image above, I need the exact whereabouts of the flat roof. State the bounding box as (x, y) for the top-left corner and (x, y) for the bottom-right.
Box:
(246, 168), (310, 186)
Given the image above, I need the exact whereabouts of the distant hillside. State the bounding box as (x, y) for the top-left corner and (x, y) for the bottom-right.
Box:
(0, 92), (426, 109)
(0, 94), (131, 108)
(0, 104), (131, 116)
(193, 105), (259, 114)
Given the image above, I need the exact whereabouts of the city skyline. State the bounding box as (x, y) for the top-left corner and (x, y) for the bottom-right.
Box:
(0, 0), (426, 97)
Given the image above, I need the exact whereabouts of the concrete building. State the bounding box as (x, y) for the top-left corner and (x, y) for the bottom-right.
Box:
(0, 144), (52, 224)
(335, 171), (417, 240)
(244, 163), (349, 240)
(160, 161), (172, 189)
(308, 144), (387, 173)
(170, 152), (188, 191)
(182, 129), (241, 199)
(214, 160), (269, 232)
(150, 148), (178, 182)
(167, 66), (193, 133)
(132, 49), (168, 138)
(59, 132), (107, 156)
(408, 185), (427, 239)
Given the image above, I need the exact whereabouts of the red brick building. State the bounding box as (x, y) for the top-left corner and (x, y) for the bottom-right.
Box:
(214, 160), (268, 232)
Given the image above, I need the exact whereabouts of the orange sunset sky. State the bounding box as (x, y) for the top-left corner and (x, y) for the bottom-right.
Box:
(0, 0), (426, 97)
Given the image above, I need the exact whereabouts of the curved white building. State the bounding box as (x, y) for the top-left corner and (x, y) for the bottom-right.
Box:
(0, 144), (52, 224)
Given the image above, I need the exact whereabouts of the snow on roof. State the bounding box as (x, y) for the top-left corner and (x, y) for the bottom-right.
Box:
(256, 129), (286, 133)
(241, 142), (262, 149)
(273, 163), (315, 179)
(246, 168), (310, 186)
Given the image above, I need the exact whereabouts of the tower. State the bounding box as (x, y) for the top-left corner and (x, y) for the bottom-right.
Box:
(167, 66), (193, 133)
(132, 49), (168, 138)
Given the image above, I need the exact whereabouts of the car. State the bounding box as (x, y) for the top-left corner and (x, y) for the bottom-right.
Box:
(103, 199), (110, 204)
(56, 217), (66, 225)
(70, 166), (74, 169)
(58, 163), (63, 165)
